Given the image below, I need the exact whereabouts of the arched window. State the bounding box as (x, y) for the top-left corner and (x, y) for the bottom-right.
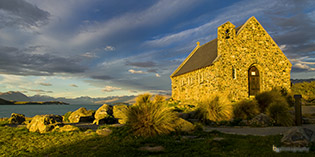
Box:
(232, 67), (236, 79)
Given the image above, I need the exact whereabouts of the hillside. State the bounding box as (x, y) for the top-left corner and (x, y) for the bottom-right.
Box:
(0, 98), (13, 105)
(0, 91), (31, 101)
(30, 94), (136, 105)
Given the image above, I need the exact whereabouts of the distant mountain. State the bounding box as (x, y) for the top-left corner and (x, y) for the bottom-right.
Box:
(0, 98), (13, 105)
(0, 91), (31, 101)
(291, 78), (315, 84)
(30, 94), (136, 105)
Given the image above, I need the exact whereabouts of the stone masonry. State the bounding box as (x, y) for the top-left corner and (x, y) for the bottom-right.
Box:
(171, 17), (291, 101)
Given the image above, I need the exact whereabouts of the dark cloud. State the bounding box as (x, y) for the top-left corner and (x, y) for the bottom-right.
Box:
(70, 84), (78, 87)
(29, 89), (53, 94)
(262, 0), (315, 60)
(125, 61), (157, 68)
(0, 0), (50, 29)
(39, 82), (52, 86)
(0, 46), (87, 76)
(147, 69), (158, 73)
(91, 75), (113, 80)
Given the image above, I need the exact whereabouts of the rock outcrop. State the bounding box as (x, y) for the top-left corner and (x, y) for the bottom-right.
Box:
(113, 105), (128, 124)
(96, 128), (112, 136)
(281, 127), (315, 147)
(175, 118), (194, 132)
(8, 113), (25, 124)
(68, 107), (95, 123)
(93, 104), (114, 125)
(249, 113), (273, 127)
(27, 114), (63, 133)
(53, 125), (80, 132)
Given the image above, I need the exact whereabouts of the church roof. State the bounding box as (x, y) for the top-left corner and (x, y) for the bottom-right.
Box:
(171, 25), (243, 77)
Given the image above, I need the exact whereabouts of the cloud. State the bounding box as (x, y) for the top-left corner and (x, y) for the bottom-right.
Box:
(0, 0), (50, 29)
(26, 89), (53, 94)
(102, 86), (121, 92)
(279, 45), (287, 51)
(126, 61), (156, 68)
(70, 84), (78, 87)
(155, 73), (161, 77)
(104, 46), (115, 51)
(292, 63), (315, 72)
(39, 82), (52, 86)
(81, 52), (98, 58)
(128, 69), (147, 74)
(91, 75), (113, 80)
(147, 69), (158, 73)
(70, 0), (197, 46)
(0, 46), (87, 76)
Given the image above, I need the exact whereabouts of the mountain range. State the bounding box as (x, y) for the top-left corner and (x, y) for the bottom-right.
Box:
(0, 91), (136, 105)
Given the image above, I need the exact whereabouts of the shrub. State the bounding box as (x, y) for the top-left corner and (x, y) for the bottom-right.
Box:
(266, 99), (293, 126)
(153, 95), (165, 104)
(196, 94), (232, 123)
(291, 81), (315, 102)
(255, 90), (283, 113)
(126, 94), (177, 137)
(135, 93), (152, 105)
(233, 99), (260, 120)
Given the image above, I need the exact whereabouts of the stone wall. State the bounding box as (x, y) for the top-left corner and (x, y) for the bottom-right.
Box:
(171, 17), (292, 102)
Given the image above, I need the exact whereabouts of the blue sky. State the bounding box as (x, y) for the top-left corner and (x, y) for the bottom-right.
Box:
(0, 0), (314, 98)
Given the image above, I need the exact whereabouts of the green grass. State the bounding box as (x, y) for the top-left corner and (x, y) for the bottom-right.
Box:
(1, 125), (314, 156)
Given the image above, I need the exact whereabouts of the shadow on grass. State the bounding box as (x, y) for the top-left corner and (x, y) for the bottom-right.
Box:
(27, 128), (311, 157)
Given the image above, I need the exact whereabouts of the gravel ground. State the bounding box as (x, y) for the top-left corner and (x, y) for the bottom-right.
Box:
(204, 124), (315, 136)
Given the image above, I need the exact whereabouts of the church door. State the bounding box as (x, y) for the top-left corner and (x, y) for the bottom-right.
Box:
(248, 66), (260, 96)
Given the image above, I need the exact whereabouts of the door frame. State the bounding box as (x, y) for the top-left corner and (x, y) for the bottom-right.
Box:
(248, 65), (260, 96)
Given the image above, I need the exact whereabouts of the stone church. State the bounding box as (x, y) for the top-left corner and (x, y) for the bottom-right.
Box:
(170, 17), (291, 101)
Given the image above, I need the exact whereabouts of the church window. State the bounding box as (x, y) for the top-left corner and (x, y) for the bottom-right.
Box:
(232, 68), (236, 79)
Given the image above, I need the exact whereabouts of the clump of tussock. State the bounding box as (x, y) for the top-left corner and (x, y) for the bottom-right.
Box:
(266, 99), (293, 126)
(233, 99), (260, 120)
(196, 94), (233, 123)
(125, 94), (177, 137)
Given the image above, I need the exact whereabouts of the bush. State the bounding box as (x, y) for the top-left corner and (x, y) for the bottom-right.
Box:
(196, 94), (232, 123)
(135, 93), (152, 105)
(255, 90), (283, 113)
(266, 99), (293, 126)
(153, 95), (165, 104)
(291, 81), (315, 102)
(233, 99), (260, 120)
(125, 94), (177, 137)
(63, 111), (72, 122)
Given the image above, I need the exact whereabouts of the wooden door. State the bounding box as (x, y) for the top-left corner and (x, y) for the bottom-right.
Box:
(249, 66), (260, 96)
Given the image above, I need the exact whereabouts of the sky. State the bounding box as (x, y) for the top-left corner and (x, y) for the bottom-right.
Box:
(0, 0), (314, 98)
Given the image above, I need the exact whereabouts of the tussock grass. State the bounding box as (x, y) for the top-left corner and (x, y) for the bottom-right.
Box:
(135, 93), (152, 105)
(266, 100), (293, 126)
(196, 94), (232, 122)
(126, 94), (177, 137)
(233, 99), (260, 120)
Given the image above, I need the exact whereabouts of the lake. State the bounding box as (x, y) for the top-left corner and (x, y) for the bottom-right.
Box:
(0, 104), (103, 118)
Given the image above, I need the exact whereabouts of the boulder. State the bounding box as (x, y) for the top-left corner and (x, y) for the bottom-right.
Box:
(27, 114), (63, 133)
(93, 104), (115, 125)
(175, 118), (194, 132)
(249, 113), (273, 127)
(68, 107), (95, 123)
(8, 113), (25, 124)
(138, 145), (165, 152)
(96, 128), (112, 136)
(113, 105), (128, 124)
(281, 127), (315, 147)
(53, 125), (80, 132)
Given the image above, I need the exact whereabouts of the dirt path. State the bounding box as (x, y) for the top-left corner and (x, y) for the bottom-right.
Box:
(204, 124), (315, 136)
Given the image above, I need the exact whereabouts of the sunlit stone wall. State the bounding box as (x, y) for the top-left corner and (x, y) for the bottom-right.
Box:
(171, 17), (291, 102)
